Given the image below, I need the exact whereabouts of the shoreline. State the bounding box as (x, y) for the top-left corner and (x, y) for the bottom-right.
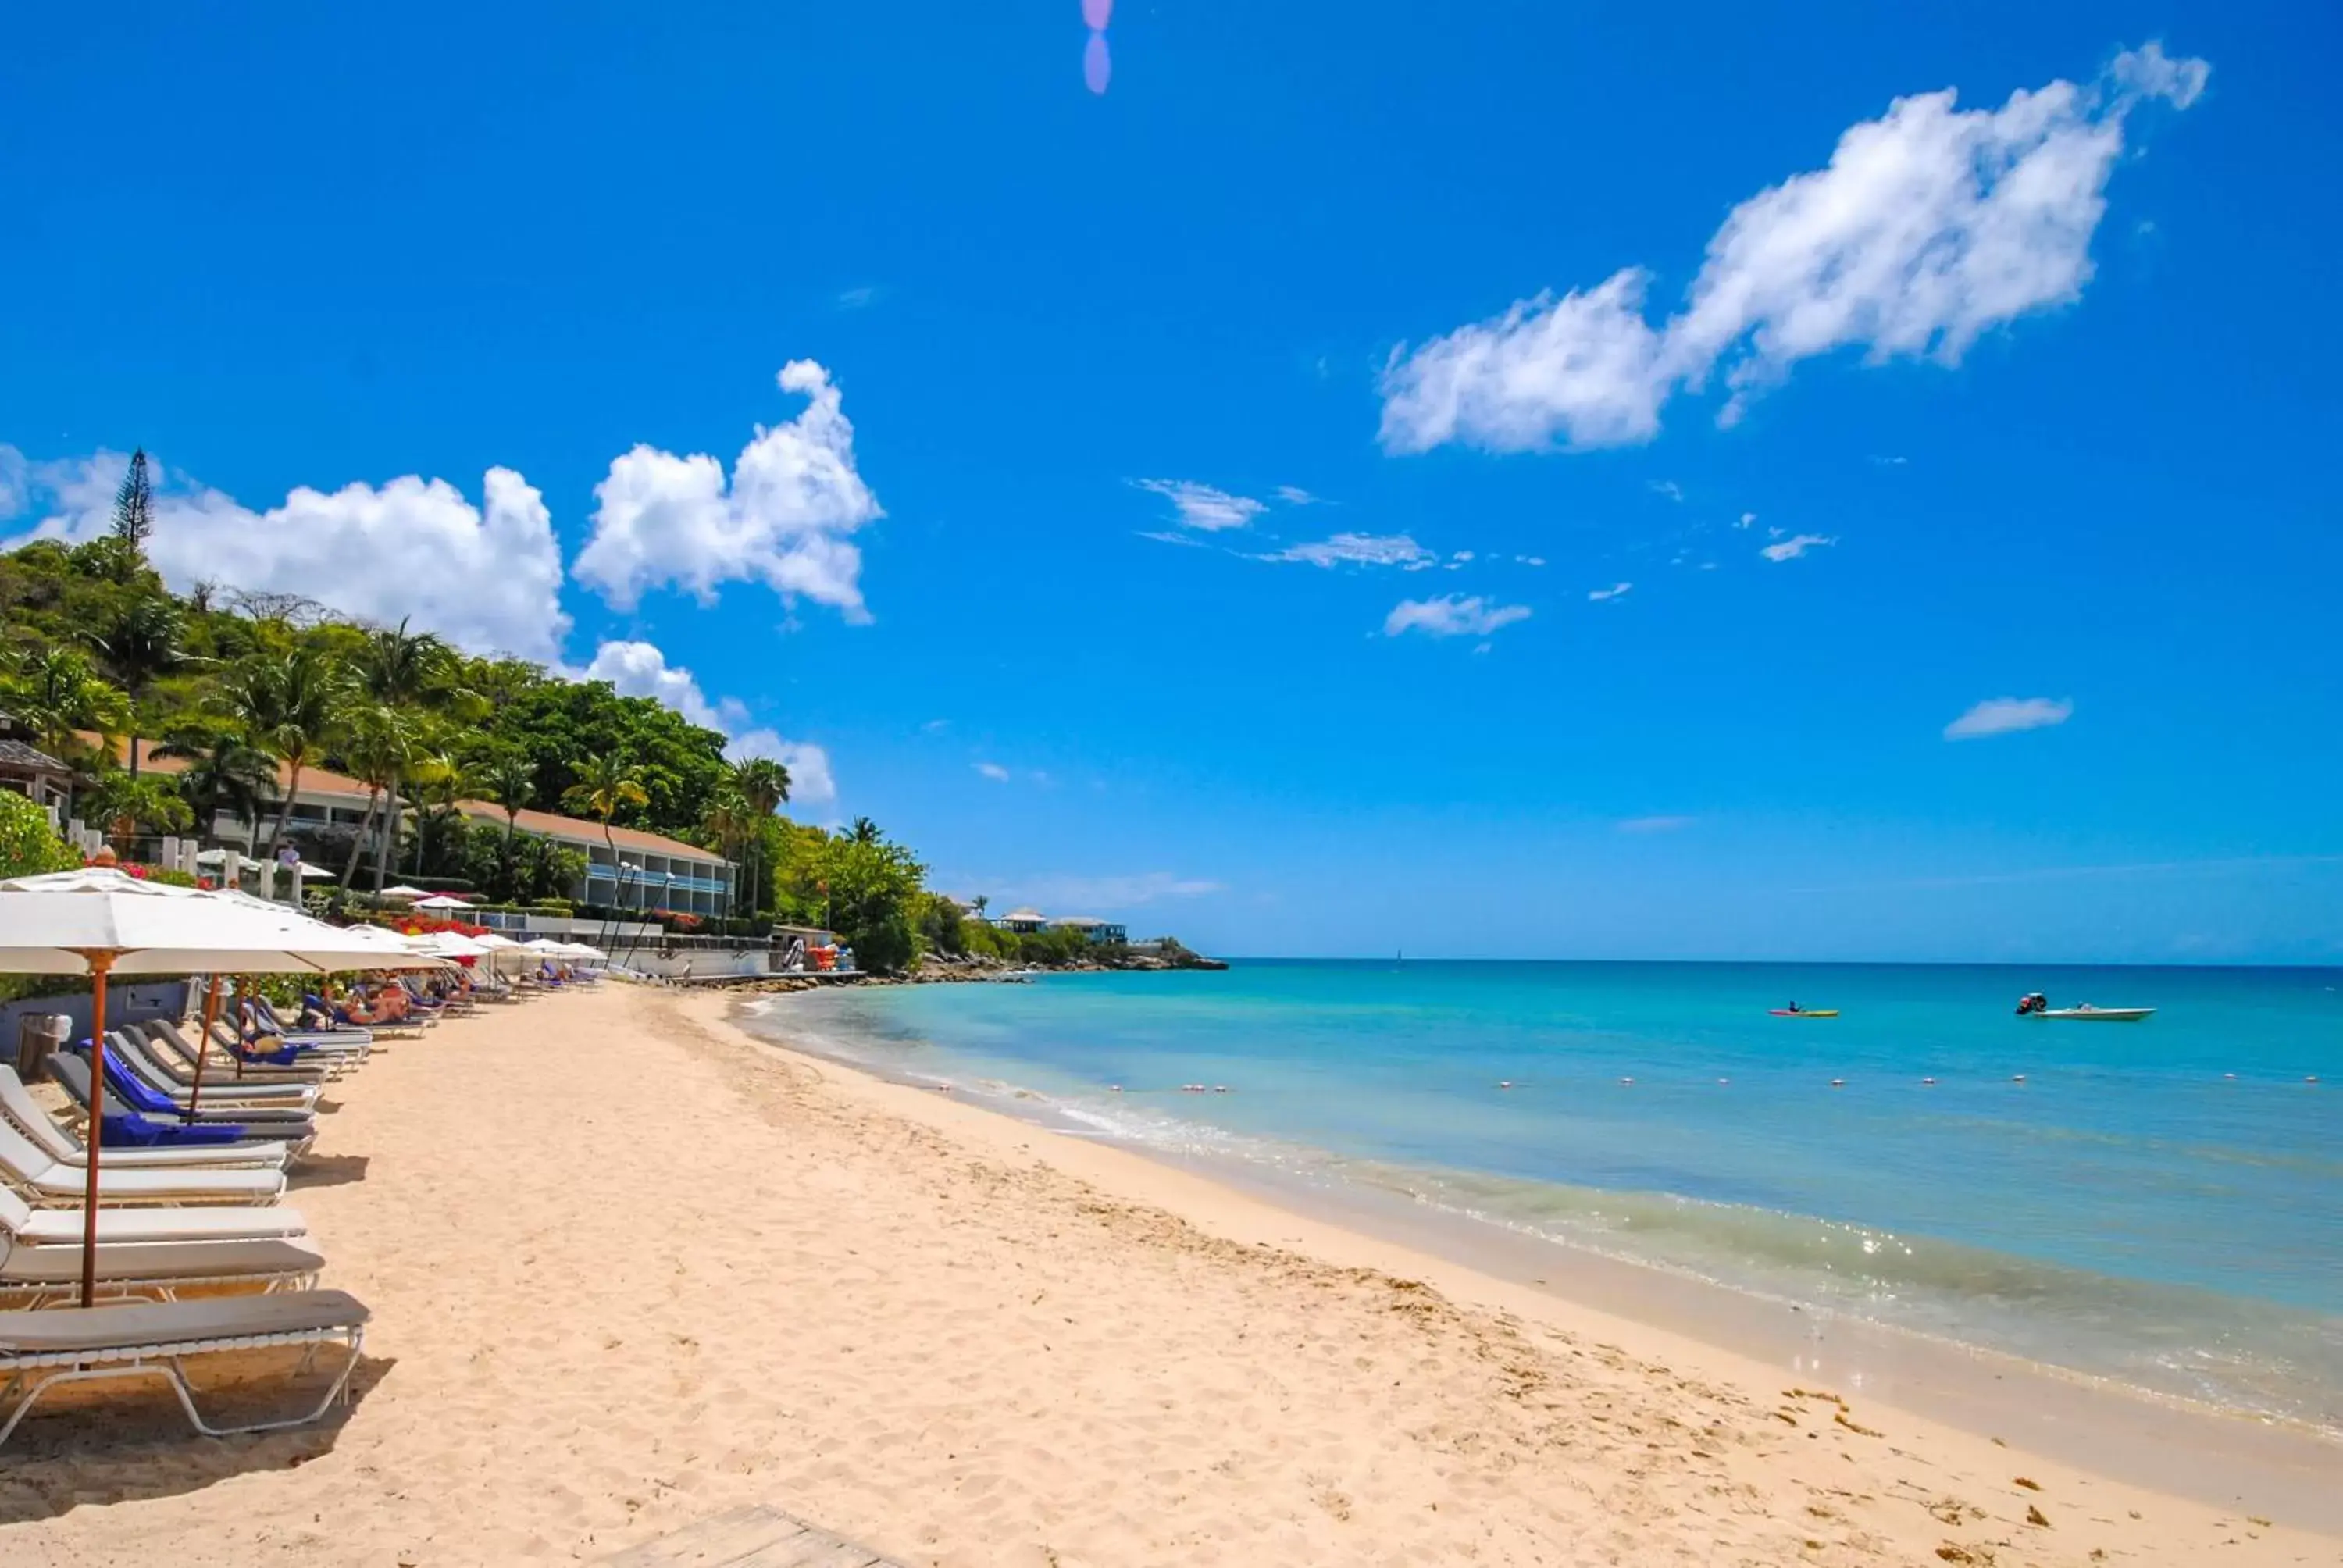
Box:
(728, 989), (2343, 1537)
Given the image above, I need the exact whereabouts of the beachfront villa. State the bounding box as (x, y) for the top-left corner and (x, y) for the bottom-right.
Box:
(1047, 915), (1128, 944)
(997, 907), (1047, 933)
(100, 739), (736, 920)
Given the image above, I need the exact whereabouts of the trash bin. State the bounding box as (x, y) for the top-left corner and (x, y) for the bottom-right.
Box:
(14, 1014), (70, 1080)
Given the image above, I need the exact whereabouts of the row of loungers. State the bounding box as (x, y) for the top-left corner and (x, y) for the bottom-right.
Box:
(0, 967), (580, 1446)
(0, 989), (406, 1447)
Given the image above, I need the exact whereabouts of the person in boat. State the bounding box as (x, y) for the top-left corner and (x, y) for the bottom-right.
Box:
(2016, 992), (2049, 1015)
(1785, 1001), (1801, 1014)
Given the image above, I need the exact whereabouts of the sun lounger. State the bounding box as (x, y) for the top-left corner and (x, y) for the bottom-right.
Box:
(253, 998), (373, 1047)
(0, 1185), (305, 1248)
(52, 1054), (319, 1147)
(0, 1117), (284, 1207)
(0, 1068), (284, 1173)
(144, 1021), (337, 1085)
(105, 1032), (319, 1110)
(0, 1288), (366, 1447)
(0, 1231), (324, 1310)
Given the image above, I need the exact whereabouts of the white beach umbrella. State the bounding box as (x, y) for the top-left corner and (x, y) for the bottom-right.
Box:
(405, 931), (489, 960)
(0, 864), (407, 1306)
(409, 893), (474, 911)
(379, 884), (433, 900)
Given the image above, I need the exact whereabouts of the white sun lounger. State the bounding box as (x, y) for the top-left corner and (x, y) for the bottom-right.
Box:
(0, 1068), (287, 1174)
(0, 1117), (284, 1208)
(0, 1288), (368, 1448)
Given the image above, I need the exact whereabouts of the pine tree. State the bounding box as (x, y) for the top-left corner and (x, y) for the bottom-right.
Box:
(110, 447), (154, 556)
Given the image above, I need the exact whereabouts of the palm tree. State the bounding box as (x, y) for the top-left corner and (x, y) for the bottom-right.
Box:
(402, 754), (471, 875)
(724, 756), (791, 918)
(357, 619), (469, 895)
(88, 594), (184, 777)
(481, 753), (537, 872)
(216, 646), (348, 856)
(562, 754), (649, 909)
(847, 816), (881, 845)
(337, 703), (423, 889)
(152, 725), (280, 839)
(0, 648), (131, 805)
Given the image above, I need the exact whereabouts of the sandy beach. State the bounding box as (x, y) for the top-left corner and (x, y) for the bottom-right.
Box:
(2, 982), (2334, 1567)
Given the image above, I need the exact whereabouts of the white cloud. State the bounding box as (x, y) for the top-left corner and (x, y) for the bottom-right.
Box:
(974, 761), (1011, 782)
(1871, 454), (1910, 467)
(835, 285), (879, 309)
(1383, 594), (1533, 639)
(580, 640), (836, 804)
(1944, 696), (2074, 740)
(1451, 550), (1476, 562)
(1736, 511), (1757, 529)
(1588, 581), (1633, 601)
(1264, 532), (1435, 569)
(997, 871), (1225, 911)
(1275, 485), (1325, 506)
(574, 360), (882, 621)
(1760, 533), (1835, 562)
(1132, 478), (1264, 531)
(6, 447), (570, 661)
(1379, 43), (2208, 452)
(1649, 479), (1685, 502)
(1137, 529), (1209, 549)
(1514, 554), (1546, 567)
(1617, 815), (1695, 833)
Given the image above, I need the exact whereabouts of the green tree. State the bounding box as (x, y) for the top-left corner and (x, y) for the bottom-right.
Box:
(722, 755), (790, 917)
(216, 644), (349, 857)
(0, 789), (81, 878)
(816, 825), (925, 974)
(81, 768), (194, 853)
(336, 702), (423, 887)
(480, 751), (537, 885)
(152, 722), (280, 839)
(562, 754), (650, 905)
(0, 647), (131, 777)
(89, 593), (186, 776)
(110, 448), (155, 559)
(358, 618), (461, 894)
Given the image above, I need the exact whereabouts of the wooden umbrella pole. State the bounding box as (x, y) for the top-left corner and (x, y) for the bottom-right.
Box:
(80, 950), (117, 1310)
(187, 974), (226, 1116)
(235, 976), (249, 1080)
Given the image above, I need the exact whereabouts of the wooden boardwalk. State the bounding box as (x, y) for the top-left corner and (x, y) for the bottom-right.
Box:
(596, 1505), (905, 1567)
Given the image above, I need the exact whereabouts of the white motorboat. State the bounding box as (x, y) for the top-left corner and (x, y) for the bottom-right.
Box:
(2031, 1005), (2155, 1021)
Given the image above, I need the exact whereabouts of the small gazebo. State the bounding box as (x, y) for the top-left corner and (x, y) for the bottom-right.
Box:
(0, 735), (73, 814)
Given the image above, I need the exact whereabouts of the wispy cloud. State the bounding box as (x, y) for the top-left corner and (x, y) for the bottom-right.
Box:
(1944, 697), (2073, 740)
(1262, 532), (1434, 569)
(1588, 581), (1633, 602)
(920, 718), (950, 734)
(1649, 479), (1685, 502)
(1760, 533), (1834, 562)
(1514, 554), (1546, 567)
(1136, 529), (1209, 549)
(835, 285), (880, 310)
(974, 761), (1012, 781)
(1384, 594), (1533, 639)
(998, 871), (1227, 910)
(1870, 454), (1910, 467)
(1617, 814), (1695, 834)
(1275, 485), (1327, 506)
(1132, 478), (1266, 531)
(1378, 44), (2209, 453)
(1735, 511), (1756, 529)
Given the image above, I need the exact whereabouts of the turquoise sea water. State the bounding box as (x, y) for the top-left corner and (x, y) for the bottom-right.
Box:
(752, 960), (2343, 1429)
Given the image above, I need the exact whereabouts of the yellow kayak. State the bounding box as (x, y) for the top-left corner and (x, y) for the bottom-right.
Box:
(1770, 1008), (1839, 1017)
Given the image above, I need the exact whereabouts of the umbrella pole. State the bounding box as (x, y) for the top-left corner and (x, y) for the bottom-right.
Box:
(236, 976), (249, 1080)
(80, 950), (118, 1310)
(188, 973), (226, 1115)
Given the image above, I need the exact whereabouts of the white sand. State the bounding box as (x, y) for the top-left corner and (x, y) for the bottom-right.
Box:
(2, 985), (2334, 1566)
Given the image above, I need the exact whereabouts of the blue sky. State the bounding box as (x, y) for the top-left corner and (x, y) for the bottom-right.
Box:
(5, 3), (2339, 963)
